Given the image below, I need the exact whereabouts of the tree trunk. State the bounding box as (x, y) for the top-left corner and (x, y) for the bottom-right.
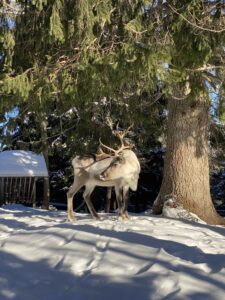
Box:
(153, 95), (225, 225)
(41, 118), (49, 210)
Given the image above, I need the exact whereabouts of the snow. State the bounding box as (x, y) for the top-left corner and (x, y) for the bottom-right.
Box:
(162, 199), (206, 223)
(0, 150), (48, 177)
(0, 204), (225, 300)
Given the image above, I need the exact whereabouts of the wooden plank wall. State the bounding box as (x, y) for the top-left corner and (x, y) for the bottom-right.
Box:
(0, 177), (36, 206)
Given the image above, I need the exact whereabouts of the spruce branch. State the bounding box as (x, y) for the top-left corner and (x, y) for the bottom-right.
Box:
(167, 3), (225, 33)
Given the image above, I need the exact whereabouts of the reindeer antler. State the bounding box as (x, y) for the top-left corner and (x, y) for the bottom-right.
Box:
(99, 139), (131, 157)
(98, 124), (134, 157)
(113, 123), (134, 147)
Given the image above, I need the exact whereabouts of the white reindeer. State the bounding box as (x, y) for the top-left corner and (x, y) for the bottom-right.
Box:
(67, 127), (140, 222)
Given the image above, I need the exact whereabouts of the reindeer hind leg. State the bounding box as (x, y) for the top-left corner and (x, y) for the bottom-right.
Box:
(105, 187), (112, 213)
(67, 180), (83, 222)
(83, 186), (100, 220)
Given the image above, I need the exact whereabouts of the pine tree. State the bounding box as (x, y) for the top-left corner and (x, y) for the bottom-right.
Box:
(1, 1), (225, 224)
(150, 1), (225, 224)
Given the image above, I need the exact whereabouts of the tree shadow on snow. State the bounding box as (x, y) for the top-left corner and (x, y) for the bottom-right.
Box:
(0, 250), (164, 300)
(0, 219), (225, 300)
(0, 250), (220, 300)
(53, 223), (225, 292)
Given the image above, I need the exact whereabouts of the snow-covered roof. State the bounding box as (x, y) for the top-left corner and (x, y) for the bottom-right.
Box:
(0, 150), (48, 177)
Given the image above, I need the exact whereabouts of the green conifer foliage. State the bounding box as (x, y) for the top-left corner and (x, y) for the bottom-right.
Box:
(50, 0), (65, 42)
(1, 1), (224, 138)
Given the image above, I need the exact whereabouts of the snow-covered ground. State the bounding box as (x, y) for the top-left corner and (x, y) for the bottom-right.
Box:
(0, 205), (225, 300)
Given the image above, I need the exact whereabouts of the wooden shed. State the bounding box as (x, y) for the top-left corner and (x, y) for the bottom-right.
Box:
(0, 150), (49, 208)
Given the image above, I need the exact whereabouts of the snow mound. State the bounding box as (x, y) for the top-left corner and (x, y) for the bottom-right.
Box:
(162, 199), (206, 223)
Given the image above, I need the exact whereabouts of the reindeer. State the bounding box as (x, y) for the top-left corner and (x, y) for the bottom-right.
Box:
(67, 126), (140, 222)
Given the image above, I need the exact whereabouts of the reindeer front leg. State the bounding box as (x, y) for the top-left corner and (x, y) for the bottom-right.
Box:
(115, 185), (130, 220)
(115, 186), (124, 220)
(122, 185), (130, 219)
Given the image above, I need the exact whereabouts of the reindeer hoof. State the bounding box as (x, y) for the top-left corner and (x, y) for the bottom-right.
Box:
(67, 216), (76, 223)
(118, 213), (129, 221)
(124, 212), (129, 220)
